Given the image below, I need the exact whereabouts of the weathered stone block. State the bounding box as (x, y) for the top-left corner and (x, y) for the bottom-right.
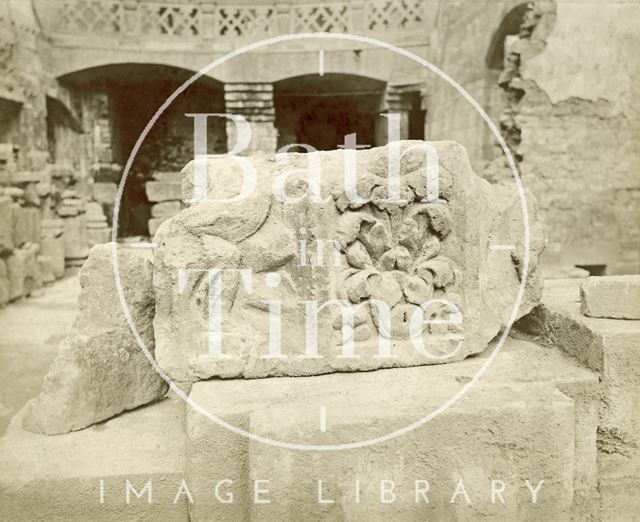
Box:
(152, 171), (179, 182)
(41, 219), (66, 279)
(0, 195), (14, 254)
(581, 275), (640, 319)
(11, 203), (27, 248)
(0, 258), (9, 306)
(145, 180), (181, 202)
(155, 141), (544, 382)
(23, 206), (41, 244)
(186, 338), (596, 521)
(63, 214), (89, 261)
(92, 181), (118, 205)
(22, 243), (168, 434)
(5, 244), (38, 300)
(0, 398), (187, 522)
(151, 200), (181, 218)
(37, 255), (55, 285)
(516, 278), (640, 510)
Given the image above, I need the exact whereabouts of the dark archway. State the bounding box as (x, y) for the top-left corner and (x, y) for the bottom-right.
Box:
(59, 64), (226, 237)
(486, 3), (528, 70)
(273, 74), (385, 151)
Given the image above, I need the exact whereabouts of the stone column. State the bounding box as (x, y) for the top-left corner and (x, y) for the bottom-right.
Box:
(375, 86), (412, 145)
(223, 83), (277, 155)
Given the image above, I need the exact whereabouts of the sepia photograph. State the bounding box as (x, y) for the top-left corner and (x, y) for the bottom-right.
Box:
(0, 0), (638, 520)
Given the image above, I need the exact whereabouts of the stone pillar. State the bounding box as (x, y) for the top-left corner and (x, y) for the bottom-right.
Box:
(223, 83), (277, 155)
(375, 86), (412, 145)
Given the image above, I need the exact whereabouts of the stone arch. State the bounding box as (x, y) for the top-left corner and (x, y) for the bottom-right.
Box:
(485, 3), (529, 70)
(60, 63), (226, 237)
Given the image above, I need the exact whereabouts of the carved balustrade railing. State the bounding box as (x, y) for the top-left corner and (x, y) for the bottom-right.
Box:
(37, 0), (428, 39)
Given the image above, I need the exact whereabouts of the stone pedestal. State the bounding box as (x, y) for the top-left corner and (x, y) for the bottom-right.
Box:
(40, 218), (65, 279)
(224, 83), (277, 154)
(85, 202), (111, 246)
(184, 338), (597, 521)
(0, 338), (599, 521)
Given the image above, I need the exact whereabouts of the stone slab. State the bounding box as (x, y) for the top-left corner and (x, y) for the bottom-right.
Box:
(151, 200), (181, 218)
(145, 181), (181, 202)
(581, 275), (640, 319)
(186, 337), (597, 521)
(0, 397), (188, 522)
(91, 182), (117, 205)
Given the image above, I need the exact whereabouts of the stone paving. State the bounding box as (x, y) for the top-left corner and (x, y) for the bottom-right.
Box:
(0, 276), (79, 435)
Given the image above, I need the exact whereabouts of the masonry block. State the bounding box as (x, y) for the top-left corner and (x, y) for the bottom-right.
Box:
(145, 181), (181, 202)
(581, 275), (640, 320)
(516, 278), (640, 517)
(0, 398), (187, 522)
(186, 338), (597, 521)
(0, 195), (13, 254)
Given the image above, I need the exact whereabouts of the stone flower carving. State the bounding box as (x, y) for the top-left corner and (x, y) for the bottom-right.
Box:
(335, 178), (461, 342)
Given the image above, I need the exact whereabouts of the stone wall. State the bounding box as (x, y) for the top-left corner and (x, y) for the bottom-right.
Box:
(0, 0), (108, 305)
(427, 0), (640, 274)
(515, 0), (640, 274)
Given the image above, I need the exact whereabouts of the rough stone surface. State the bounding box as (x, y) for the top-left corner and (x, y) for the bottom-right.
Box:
(581, 275), (640, 320)
(154, 141), (544, 382)
(151, 200), (181, 218)
(21, 243), (168, 434)
(0, 397), (187, 522)
(186, 338), (597, 521)
(516, 278), (640, 519)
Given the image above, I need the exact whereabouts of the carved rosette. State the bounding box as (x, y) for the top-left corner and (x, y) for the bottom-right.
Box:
(333, 149), (462, 344)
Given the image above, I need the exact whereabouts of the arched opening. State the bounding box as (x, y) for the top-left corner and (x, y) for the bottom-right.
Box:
(486, 3), (529, 70)
(481, 3), (528, 162)
(273, 74), (386, 151)
(59, 64), (226, 237)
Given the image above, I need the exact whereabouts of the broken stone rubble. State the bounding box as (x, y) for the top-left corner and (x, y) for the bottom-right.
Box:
(21, 243), (168, 435)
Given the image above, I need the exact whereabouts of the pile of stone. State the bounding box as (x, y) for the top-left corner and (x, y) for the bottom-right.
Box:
(145, 171), (182, 236)
(0, 143), (115, 306)
(0, 185), (56, 305)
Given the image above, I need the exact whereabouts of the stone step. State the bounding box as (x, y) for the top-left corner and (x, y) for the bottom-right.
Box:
(186, 337), (599, 521)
